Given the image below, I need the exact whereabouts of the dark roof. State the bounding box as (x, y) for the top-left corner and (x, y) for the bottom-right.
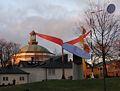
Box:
(18, 54), (72, 69)
(41, 54), (72, 68)
(19, 61), (43, 68)
(41, 61), (72, 68)
(0, 66), (29, 74)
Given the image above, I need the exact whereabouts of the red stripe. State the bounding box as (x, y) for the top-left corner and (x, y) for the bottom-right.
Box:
(65, 31), (90, 44)
(35, 33), (63, 45)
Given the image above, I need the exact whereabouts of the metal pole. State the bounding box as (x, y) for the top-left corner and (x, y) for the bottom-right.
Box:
(45, 68), (47, 81)
(61, 48), (65, 79)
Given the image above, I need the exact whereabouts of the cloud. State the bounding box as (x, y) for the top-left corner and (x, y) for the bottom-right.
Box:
(8, 15), (78, 47)
(1, 0), (119, 53)
(0, 13), (80, 53)
(0, 0), (83, 45)
(0, 0), (95, 53)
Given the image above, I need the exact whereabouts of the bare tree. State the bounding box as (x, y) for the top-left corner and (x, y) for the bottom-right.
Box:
(10, 42), (20, 65)
(0, 39), (7, 67)
(0, 39), (20, 67)
(84, 3), (120, 77)
(5, 42), (20, 65)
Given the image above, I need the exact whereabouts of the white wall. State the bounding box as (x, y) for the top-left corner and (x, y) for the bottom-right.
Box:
(47, 68), (73, 80)
(65, 68), (73, 79)
(73, 63), (83, 80)
(21, 67), (73, 83)
(21, 68), (46, 82)
(0, 74), (28, 85)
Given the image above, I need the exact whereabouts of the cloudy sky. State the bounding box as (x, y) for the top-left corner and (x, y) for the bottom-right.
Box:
(0, 0), (119, 53)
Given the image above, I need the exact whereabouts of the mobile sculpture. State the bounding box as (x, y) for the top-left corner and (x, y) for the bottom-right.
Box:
(35, 28), (90, 79)
(62, 27), (90, 79)
(35, 30), (90, 56)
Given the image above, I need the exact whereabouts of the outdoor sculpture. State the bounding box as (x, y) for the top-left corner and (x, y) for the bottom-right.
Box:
(35, 27), (90, 79)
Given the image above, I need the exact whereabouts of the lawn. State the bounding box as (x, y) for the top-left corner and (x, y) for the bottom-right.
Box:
(0, 78), (120, 91)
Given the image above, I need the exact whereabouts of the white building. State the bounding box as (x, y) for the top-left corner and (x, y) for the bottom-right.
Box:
(18, 54), (73, 83)
(0, 66), (29, 85)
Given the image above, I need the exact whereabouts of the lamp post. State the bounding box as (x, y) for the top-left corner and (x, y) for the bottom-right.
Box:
(61, 48), (65, 79)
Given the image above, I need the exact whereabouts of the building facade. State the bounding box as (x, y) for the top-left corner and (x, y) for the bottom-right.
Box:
(0, 66), (29, 85)
(86, 60), (120, 78)
(19, 55), (73, 82)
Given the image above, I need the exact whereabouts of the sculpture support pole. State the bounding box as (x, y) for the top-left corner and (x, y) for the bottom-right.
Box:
(61, 48), (65, 79)
(82, 58), (87, 80)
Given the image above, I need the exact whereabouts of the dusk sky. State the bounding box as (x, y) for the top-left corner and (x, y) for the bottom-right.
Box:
(0, 0), (119, 53)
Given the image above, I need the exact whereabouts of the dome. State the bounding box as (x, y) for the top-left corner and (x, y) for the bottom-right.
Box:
(19, 44), (51, 53)
(12, 31), (53, 64)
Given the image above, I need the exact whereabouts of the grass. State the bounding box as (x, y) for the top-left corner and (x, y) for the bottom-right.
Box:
(0, 78), (120, 91)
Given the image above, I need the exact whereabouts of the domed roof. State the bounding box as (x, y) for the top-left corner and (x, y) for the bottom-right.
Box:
(19, 44), (51, 53)
(19, 31), (52, 54)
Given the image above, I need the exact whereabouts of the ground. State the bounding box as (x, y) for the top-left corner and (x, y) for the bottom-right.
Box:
(0, 78), (120, 91)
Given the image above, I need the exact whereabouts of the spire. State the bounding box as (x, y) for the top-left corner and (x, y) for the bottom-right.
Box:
(28, 30), (38, 45)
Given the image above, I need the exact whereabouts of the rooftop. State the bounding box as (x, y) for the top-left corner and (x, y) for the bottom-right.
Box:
(18, 54), (72, 68)
(19, 44), (52, 53)
(0, 66), (29, 74)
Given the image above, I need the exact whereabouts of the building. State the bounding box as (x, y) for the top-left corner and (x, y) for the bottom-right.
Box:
(0, 54), (73, 85)
(86, 60), (120, 78)
(12, 31), (53, 64)
(105, 60), (120, 77)
(18, 54), (73, 82)
(0, 66), (29, 85)
(9, 31), (73, 83)
(6, 30), (91, 84)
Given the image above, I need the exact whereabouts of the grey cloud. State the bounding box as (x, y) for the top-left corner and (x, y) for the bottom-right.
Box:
(9, 16), (78, 42)
(0, 0), (88, 53)
(0, 15), (79, 53)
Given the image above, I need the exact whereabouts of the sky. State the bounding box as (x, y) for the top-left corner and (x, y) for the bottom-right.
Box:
(0, 0), (119, 54)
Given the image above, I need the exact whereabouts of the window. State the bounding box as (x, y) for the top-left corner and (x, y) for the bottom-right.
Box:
(3, 77), (8, 81)
(20, 77), (24, 81)
(48, 69), (55, 75)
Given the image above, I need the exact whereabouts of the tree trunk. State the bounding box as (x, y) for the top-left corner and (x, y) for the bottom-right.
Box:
(103, 53), (108, 77)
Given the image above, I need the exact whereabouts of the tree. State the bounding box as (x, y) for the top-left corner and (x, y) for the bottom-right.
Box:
(0, 38), (20, 67)
(0, 39), (7, 67)
(5, 42), (20, 65)
(84, 2), (120, 77)
(83, 3), (120, 91)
